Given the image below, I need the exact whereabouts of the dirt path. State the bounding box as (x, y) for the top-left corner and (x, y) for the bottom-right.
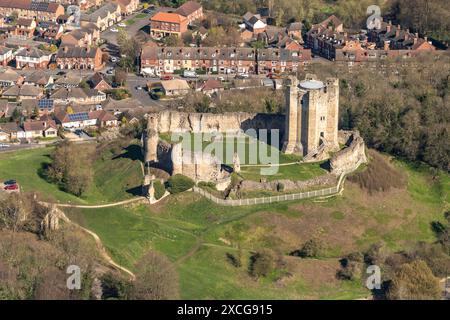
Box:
(51, 197), (147, 209)
(54, 208), (136, 280)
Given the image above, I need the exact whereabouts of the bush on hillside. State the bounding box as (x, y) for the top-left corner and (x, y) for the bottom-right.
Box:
(153, 180), (166, 200)
(165, 174), (194, 194)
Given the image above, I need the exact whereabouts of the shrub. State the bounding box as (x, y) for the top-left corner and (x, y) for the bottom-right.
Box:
(276, 182), (284, 192)
(249, 250), (274, 278)
(153, 180), (165, 200)
(387, 260), (441, 300)
(291, 238), (323, 258)
(165, 174), (194, 194)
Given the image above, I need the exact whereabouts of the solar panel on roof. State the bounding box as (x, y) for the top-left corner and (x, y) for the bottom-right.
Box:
(68, 112), (89, 122)
(30, 2), (49, 11)
(38, 99), (54, 109)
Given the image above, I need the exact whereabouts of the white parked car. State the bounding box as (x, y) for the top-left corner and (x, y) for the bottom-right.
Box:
(0, 143), (10, 148)
(118, 23), (126, 27)
(110, 27), (119, 32)
(110, 57), (118, 63)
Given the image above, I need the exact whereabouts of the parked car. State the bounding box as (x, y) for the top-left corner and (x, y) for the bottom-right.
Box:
(110, 57), (118, 63)
(117, 23), (126, 27)
(135, 86), (143, 90)
(106, 69), (115, 75)
(4, 184), (18, 191)
(4, 180), (16, 186)
(235, 73), (249, 79)
(110, 27), (119, 32)
(0, 143), (10, 148)
(160, 75), (174, 81)
(182, 70), (198, 78)
(217, 76), (225, 81)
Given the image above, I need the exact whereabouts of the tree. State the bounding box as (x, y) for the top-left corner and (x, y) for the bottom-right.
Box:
(291, 238), (324, 258)
(387, 260), (442, 300)
(46, 142), (94, 197)
(114, 69), (128, 87)
(131, 251), (179, 300)
(10, 107), (21, 122)
(163, 34), (183, 47)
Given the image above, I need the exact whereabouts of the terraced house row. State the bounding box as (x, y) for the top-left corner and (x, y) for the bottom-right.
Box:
(140, 46), (311, 76)
(0, 0), (64, 22)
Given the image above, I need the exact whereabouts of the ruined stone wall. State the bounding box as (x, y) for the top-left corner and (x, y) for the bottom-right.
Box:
(330, 131), (367, 175)
(146, 110), (285, 135)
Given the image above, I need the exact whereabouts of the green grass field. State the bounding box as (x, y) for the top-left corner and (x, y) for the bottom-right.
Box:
(0, 144), (143, 204)
(64, 153), (449, 299)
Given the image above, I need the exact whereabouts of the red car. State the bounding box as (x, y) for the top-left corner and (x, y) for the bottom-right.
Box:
(160, 75), (174, 81)
(4, 184), (18, 191)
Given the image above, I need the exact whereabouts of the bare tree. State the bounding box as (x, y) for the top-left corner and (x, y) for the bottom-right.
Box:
(131, 251), (179, 300)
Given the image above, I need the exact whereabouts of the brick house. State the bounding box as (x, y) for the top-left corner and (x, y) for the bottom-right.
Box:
(140, 46), (309, 76)
(8, 18), (36, 39)
(88, 72), (111, 91)
(15, 47), (52, 69)
(149, 12), (188, 39)
(0, 46), (13, 66)
(175, 1), (203, 25)
(56, 46), (103, 70)
(50, 87), (106, 105)
(60, 27), (100, 48)
(0, 0), (65, 22)
(115, 0), (139, 16)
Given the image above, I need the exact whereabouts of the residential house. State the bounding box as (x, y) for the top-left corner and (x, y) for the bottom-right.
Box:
(0, 68), (22, 87)
(55, 109), (117, 129)
(149, 12), (188, 39)
(54, 73), (82, 88)
(23, 70), (53, 87)
(2, 83), (43, 100)
(50, 87), (106, 105)
(368, 21), (436, 52)
(0, 0), (65, 22)
(0, 45), (12, 66)
(37, 21), (64, 42)
(88, 72), (111, 91)
(56, 46), (103, 70)
(198, 78), (223, 95)
(243, 12), (266, 34)
(257, 48), (308, 74)
(22, 119), (57, 139)
(114, 0), (139, 16)
(60, 27), (100, 47)
(102, 97), (146, 115)
(140, 46), (309, 75)
(0, 98), (7, 117)
(80, 3), (121, 31)
(15, 47), (52, 69)
(159, 79), (190, 96)
(22, 98), (55, 116)
(8, 18), (36, 39)
(141, 47), (257, 76)
(175, 1), (203, 25)
(0, 121), (23, 141)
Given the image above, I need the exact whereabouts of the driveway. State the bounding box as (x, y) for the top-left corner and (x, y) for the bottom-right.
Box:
(126, 74), (167, 110)
(101, 12), (152, 47)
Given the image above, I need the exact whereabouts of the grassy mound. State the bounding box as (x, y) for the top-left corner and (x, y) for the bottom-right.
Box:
(348, 150), (407, 193)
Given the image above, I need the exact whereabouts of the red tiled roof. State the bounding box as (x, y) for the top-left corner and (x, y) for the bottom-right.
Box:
(150, 12), (186, 24)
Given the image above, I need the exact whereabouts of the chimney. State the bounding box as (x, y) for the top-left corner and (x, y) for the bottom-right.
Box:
(384, 40), (390, 50)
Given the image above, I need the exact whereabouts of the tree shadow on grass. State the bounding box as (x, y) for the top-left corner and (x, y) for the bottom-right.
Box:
(112, 144), (144, 162)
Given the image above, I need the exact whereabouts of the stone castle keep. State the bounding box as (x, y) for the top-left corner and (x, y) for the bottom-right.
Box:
(142, 75), (365, 185)
(283, 75), (340, 157)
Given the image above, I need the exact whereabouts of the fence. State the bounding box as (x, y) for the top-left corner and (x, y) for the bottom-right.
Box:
(193, 172), (348, 207)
